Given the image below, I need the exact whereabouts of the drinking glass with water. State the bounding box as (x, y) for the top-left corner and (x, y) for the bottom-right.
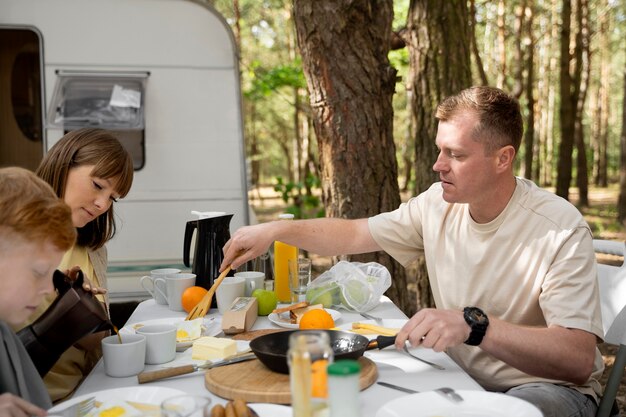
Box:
(289, 258), (312, 303)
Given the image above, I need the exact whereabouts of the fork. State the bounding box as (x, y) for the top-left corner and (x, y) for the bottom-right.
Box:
(51, 396), (96, 417)
(435, 387), (464, 403)
(402, 344), (446, 370)
(359, 311), (383, 324)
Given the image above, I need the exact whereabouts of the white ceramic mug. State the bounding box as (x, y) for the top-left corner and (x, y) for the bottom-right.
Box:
(136, 324), (177, 364)
(235, 271), (265, 297)
(155, 273), (196, 311)
(101, 333), (146, 377)
(215, 276), (245, 314)
(140, 268), (181, 305)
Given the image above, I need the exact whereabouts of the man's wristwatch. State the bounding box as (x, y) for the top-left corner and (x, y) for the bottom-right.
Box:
(463, 307), (489, 346)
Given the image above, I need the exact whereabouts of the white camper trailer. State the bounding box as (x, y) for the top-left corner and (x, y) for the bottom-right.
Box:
(0, 0), (250, 300)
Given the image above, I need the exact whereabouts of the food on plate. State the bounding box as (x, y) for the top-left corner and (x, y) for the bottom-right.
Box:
(272, 301), (309, 315)
(191, 336), (237, 360)
(181, 286), (208, 313)
(351, 322), (399, 336)
(290, 303), (324, 324)
(85, 400), (142, 417)
(251, 288), (278, 316)
(299, 309), (335, 329)
(176, 317), (204, 342)
(209, 398), (251, 417)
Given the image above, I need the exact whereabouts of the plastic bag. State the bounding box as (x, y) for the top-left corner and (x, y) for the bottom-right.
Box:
(305, 261), (391, 312)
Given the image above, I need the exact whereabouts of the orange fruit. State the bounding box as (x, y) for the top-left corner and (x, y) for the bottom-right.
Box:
(181, 286), (208, 313)
(299, 309), (335, 329)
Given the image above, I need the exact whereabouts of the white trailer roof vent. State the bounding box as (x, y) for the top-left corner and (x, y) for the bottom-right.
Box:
(47, 70), (149, 130)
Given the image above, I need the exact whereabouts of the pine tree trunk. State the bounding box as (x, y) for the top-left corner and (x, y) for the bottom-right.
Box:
(293, 0), (411, 314)
(406, 0), (472, 311)
(556, 0), (575, 200)
(617, 61), (626, 223)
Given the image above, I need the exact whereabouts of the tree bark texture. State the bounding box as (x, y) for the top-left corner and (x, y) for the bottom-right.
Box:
(406, 0), (472, 311)
(293, 0), (411, 314)
(556, 0), (576, 200)
(407, 0), (472, 195)
(618, 60), (626, 223)
(522, 2), (535, 180)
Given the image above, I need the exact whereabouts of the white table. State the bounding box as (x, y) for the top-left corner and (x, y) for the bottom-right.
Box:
(74, 298), (484, 417)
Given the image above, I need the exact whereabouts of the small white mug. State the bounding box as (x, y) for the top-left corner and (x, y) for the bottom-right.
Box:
(101, 333), (146, 377)
(215, 276), (245, 314)
(136, 324), (177, 364)
(155, 273), (196, 311)
(235, 271), (265, 297)
(140, 268), (181, 305)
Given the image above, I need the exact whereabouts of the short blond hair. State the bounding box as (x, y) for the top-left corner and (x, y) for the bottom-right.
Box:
(0, 167), (75, 251)
(436, 86), (523, 154)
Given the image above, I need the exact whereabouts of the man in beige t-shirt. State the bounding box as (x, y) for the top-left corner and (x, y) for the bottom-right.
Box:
(220, 86), (605, 417)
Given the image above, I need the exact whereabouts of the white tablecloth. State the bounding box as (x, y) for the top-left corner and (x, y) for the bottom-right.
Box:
(74, 297), (483, 417)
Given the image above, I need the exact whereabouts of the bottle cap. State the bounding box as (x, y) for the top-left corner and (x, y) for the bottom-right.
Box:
(327, 359), (361, 376)
(278, 213), (295, 220)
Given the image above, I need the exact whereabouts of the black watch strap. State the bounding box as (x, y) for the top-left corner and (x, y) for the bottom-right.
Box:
(463, 306), (489, 346)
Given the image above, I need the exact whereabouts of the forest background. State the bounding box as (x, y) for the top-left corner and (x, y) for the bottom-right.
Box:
(207, 0), (625, 406)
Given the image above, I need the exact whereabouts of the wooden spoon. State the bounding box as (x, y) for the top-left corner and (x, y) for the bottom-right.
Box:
(185, 265), (232, 320)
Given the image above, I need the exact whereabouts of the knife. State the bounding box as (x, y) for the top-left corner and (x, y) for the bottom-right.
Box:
(137, 352), (256, 384)
(377, 381), (420, 394)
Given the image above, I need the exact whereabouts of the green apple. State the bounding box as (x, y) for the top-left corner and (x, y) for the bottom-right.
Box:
(252, 289), (278, 316)
(305, 283), (340, 308)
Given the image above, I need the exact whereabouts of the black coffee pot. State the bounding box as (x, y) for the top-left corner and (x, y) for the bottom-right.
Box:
(18, 269), (113, 376)
(183, 212), (234, 290)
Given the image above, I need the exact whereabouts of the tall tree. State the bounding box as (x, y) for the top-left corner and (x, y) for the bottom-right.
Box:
(574, 0), (590, 207)
(618, 58), (626, 223)
(293, 0), (410, 313)
(406, 0), (472, 309)
(556, 0), (584, 201)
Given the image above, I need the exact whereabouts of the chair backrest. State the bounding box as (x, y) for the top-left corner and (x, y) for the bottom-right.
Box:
(593, 239), (626, 346)
(592, 239), (626, 417)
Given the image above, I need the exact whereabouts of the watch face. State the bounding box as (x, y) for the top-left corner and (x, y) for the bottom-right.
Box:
(472, 310), (486, 322)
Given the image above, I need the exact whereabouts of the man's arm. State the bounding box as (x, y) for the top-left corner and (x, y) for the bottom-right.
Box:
(220, 217), (381, 270)
(395, 308), (597, 385)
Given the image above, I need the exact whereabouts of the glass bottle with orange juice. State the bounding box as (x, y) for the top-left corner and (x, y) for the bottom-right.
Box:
(274, 213), (298, 303)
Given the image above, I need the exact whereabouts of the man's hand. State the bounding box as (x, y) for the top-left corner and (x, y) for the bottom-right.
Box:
(0, 393), (46, 417)
(395, 308), (470, 352)
(220, 223), (276, 271)
(63, 266), (107, 296)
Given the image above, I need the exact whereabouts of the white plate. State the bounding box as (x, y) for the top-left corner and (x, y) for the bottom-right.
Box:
(268, 308), (342, 329)
(120, 317), (221, 351)
(49, 386), (186, 413)
(375, 390), (542, 417)
(248, 403), (292, 417)
(338, 319), (407, 339)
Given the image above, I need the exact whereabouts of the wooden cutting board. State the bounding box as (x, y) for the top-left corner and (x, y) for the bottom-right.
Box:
(205, 328), (377, 404)
(204, 356), (377, 404)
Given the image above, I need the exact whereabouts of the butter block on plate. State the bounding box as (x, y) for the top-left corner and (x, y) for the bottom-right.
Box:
(191, 336), (237, 360)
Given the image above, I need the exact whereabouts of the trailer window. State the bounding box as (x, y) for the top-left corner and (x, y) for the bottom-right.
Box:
(0, 28), (44, 170)
(47, 71), (149, 170)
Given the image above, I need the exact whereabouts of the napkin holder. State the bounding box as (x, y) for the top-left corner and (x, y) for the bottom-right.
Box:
(17, 269), (112, 376)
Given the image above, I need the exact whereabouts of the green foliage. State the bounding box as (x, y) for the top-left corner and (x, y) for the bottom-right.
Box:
(273, 174), (325, 219)
(245, 60), (306, 100)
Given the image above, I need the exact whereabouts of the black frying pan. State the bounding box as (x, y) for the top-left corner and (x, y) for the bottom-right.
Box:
(249, 330), (396, 374)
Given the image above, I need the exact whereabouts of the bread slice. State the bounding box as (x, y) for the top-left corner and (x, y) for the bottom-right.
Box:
(290, 303), (324, 324)
(272, 301), (309, 315)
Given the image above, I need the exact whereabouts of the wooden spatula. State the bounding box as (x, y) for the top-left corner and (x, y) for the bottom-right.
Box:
(185, 266), (232, 320)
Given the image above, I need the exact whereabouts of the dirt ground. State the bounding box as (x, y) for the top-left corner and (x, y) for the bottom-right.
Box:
(249, 185), (625, 412)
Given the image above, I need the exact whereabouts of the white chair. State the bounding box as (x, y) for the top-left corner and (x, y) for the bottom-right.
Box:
(592, 239), (626, 417)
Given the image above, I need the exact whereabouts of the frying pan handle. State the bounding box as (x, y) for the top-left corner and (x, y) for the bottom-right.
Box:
(375, 335), (396, 350)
